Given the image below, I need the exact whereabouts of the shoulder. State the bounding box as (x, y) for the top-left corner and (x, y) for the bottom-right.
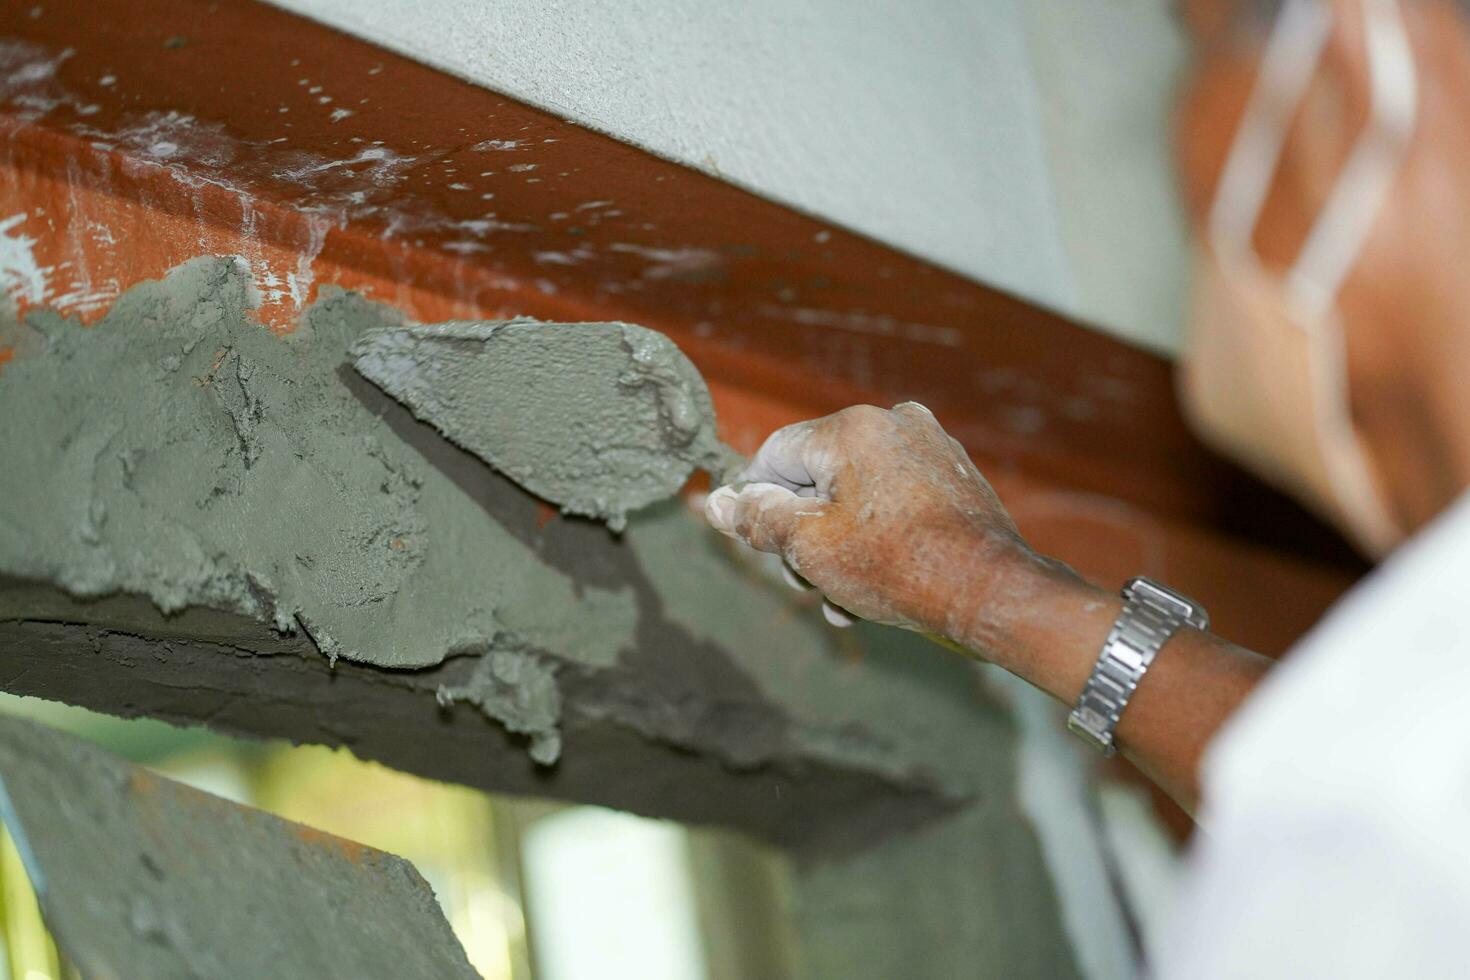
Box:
(1203, 492), (1470, 824)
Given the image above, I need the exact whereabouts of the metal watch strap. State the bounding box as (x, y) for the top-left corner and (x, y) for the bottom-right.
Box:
(1067, 576), (1209, 756)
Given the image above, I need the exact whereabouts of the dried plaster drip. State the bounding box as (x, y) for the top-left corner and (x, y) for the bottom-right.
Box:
(436, 645), (562, 764)
(350, 319), (733, 530)
(0, 257), (638, 692)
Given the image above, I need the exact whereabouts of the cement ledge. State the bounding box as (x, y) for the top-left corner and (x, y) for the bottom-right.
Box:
(0, 606), (963, 858)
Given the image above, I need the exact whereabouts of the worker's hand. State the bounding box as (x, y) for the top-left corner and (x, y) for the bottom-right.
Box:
(704, 403), (1034, 637)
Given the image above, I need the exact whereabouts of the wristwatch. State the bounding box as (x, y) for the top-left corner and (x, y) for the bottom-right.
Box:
(1068, 576), (1209, 757)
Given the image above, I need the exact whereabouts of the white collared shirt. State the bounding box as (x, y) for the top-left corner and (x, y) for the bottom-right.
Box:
(1157, 494), (1470, 978)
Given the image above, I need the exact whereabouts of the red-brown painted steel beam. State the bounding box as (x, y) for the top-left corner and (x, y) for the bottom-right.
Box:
(0, 0), (1360, 656)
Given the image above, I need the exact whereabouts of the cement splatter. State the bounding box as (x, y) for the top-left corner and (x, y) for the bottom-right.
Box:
(757, 303), (964, 348)
(350, 319), (731, 530)
(0, 213), (48, 304)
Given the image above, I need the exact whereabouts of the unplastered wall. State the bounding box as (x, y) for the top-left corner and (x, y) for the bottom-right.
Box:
(260, 0), (1192, 353)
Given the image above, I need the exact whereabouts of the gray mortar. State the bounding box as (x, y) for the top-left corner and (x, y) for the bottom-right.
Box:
(436, 644), (562, 764)
(0, 258), (646, 760)
(0, 256), (962, 785)
(0, 259), (427, 646)
(350, 319), (731, 530)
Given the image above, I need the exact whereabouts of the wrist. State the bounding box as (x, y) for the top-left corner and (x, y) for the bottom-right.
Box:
(943, 545), (1121, 704)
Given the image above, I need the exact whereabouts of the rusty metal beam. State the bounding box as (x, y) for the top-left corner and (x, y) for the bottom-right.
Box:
(0, 0), (1361, 646)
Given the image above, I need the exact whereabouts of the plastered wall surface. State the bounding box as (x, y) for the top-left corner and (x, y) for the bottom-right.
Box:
(260, 0), (1191, 352)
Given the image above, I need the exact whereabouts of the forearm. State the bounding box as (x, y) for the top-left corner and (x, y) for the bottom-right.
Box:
(943, 547), (1272, 812)
(707, 403), (1273, 814)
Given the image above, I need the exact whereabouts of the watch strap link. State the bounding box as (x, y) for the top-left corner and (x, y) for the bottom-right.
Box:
(1068, 577), (1208, 756)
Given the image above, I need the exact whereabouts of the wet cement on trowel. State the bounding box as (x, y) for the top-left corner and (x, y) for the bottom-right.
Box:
(350, 318), (733, 530)
(0, 258), (636, 762)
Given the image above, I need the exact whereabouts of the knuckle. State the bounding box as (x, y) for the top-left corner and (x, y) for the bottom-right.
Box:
(734, 514), (770, 551)
(896, 402), (946, 438)
(839, 404), (886, 424)
(732, 498), (766, 541)
(828, 404), (889, 441)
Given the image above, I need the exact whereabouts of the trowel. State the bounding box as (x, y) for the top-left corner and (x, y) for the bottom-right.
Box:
(350, 317), (741, 531)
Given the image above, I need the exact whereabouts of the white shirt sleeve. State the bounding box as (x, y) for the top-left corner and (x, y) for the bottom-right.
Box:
(1155, 494), (1470, 980)
(1161, 809), (1470, 979)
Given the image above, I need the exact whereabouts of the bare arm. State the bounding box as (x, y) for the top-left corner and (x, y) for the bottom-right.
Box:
(705, 402), (1273, 813)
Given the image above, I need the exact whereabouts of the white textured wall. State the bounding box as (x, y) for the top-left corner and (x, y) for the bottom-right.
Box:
(262, 0), (1190, 352)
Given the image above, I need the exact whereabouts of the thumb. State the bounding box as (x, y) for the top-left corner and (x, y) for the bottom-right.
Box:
(705, 482), (829, 557)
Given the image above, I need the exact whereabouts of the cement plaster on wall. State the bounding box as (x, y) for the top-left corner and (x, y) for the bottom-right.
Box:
(0, 257), (642, 758)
